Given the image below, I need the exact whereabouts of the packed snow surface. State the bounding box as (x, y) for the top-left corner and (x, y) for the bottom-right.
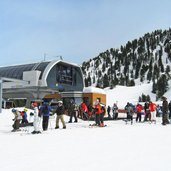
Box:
(1, 108), (171, 171)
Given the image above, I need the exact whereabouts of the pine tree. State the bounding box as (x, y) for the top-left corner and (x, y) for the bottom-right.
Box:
(146, 95), (151, 102)
(98, 70), (102, 78)
(95, 59), (100, 68)
(84, 78), (88, 87)
(96, 78), (102, 88)
(157, 74), (168, 98)
(130, 70), (134, 79)
(158, 56), (164, 72)
(125, 75), (129, 86)
(146, 38), (150, 59)
(141, 94), (147, 102)
(93, 76), (95, 84)
(147, 59), (153, 81)
(119, 74), (125, 86)
(152, 79), (157, 93)
(138, 96), (142, 102)
(103, 74), (109, 88)
(129, 79), (135, 86)
(87, 74), (91, 86)
(159, 46), (163, 58)
(106, 55), (111, 68)
(102, 63), (106, 72)
(135, 60), (141, 79)
(165, 65), (171, 78)
(153, 63), (160, 80)
(124, 61), (129, 76)
(140, 65), (148, 82)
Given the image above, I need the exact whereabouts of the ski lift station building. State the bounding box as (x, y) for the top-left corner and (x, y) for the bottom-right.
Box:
(83, 87), (106, 106)
(0, 60), (106, 108)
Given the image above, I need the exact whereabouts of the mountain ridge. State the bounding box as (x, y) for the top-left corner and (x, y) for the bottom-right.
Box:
(82, 28), (171, 100)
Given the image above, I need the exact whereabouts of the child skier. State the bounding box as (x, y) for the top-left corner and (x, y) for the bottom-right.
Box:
(31, 102), (41, 134)
(11, 108), (22, 132)
(21, 107), (29, 124)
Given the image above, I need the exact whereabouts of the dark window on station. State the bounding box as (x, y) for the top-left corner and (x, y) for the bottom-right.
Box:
(56, 64), (76, 85)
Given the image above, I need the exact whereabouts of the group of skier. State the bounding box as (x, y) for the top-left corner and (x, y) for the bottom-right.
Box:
(104, 96), (171, 126)
(11, 100), (67, 133)
(107, 103), (119, 119)
(11, 96), (171, 133)
(11, 97), (108, 133)
(123, 96), (171, 125)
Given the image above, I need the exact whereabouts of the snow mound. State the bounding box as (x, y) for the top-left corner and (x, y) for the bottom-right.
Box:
(83, 86), (106, 94)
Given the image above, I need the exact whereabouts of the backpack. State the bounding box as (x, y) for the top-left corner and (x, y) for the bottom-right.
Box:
(42, 105), (49, 114)
(101, 106), (106, 113)
(74, 104), (78, 111)
(20, 111), (25, 117)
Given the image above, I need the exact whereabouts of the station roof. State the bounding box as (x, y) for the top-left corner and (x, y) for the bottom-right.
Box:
(0, 61), (50, 80)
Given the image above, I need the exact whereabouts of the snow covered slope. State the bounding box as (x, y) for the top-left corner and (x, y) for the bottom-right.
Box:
(105, 83), (156, 108)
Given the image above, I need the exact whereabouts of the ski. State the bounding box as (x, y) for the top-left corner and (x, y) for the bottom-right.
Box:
(89, 124), (107, 128)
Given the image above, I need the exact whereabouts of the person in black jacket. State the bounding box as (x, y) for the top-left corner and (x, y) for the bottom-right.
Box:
(162, 96), (169, 125)
(100, 105), (106, 127)
(107, 105), (111, 118)
(55, 101), (66, 129)
(68, 99), (78, 123)
(169, 101), (171, 119)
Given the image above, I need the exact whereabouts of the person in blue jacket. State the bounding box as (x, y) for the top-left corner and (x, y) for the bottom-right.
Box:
(39, 101), (52, 131)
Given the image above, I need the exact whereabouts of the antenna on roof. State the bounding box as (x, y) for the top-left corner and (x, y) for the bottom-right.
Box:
(55, 55), (63, 60)
(43, 54), (63, 61)
(43, 53), (46, 61)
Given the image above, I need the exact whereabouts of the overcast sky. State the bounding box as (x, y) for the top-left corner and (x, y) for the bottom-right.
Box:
(0, 0), (171, 66)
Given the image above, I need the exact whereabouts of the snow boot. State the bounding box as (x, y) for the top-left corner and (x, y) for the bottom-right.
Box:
(36, 131), (41, 134)
(32, 130), (37, 134)
(100, 123), (104, 127)
(11, 129), (21, 132)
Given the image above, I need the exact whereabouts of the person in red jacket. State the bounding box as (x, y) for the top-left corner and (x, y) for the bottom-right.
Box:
(81, 102), (88, 120)
(81, 102), (88, 113)
(136, 104), (143, 122)
(149, 101), (157, 123)
(94, 99), (102, 126)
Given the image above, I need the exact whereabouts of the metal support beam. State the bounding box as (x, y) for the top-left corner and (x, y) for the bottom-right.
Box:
(0, 79), (2, 113)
